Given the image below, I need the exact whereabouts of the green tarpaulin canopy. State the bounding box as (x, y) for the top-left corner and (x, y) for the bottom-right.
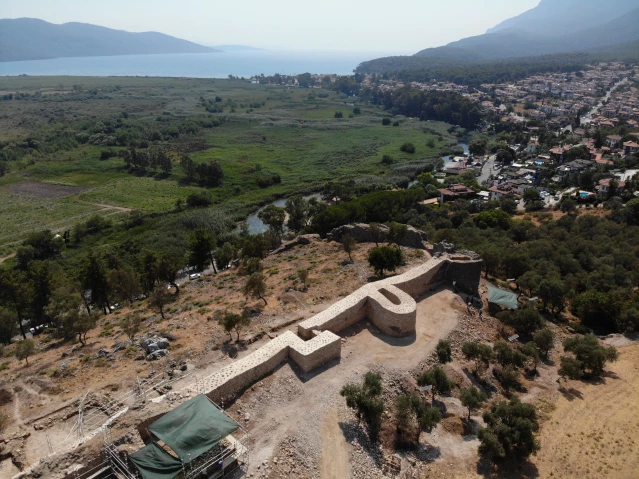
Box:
(149, 394), (239, 464)
(129, 442), (183, 479)
(487, 286), (519, 310)
(130, 394), (240, 479)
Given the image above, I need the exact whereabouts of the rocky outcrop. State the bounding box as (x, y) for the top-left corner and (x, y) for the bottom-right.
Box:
(147, 349), (169, 361)
(270, 234), (318, 255)
(432, 240), (456, 256)
(138, 336), (171, 360)
(326, 223), (428, 249)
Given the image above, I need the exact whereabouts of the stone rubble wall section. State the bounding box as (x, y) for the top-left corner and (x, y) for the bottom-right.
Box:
(201, 330), (341, 403)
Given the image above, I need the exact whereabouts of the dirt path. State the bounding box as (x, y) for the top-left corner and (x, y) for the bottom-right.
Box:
(0, 252), (16, 264)
(12, 392), (24, 427)
(533, 344), (639, 479)
(320, 408), (349, 479)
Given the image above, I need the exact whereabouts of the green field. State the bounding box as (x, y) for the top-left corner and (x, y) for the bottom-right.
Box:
(0, 76), (458, 249)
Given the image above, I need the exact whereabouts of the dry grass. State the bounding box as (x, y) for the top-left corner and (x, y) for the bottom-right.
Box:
(532, 344), (639, 479)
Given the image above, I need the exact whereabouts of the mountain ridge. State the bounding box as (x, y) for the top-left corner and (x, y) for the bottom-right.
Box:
(415, 7), (639, 60)
(360, 1), (639, 74)
(0, 18), (218, 62)
(487, 0), (638, 36)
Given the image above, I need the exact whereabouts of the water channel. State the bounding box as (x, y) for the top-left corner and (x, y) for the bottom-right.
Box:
(243, 142), (469, 234)
(242, 193), (322, 235)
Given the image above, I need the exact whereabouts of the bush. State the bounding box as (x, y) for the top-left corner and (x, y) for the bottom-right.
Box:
(478, 398), (539, 462)
(382, 117), (392, 126)
(435, 339), (452, 363)
(186, 192), (212, 208)
(0, 409), (8, 432)
(400, 142), (416, 154)
(368, 246), (404, 278)
(334, 111), (344, 119)
(473, 210), (512, 230)
(381, 155), (394, 165)
(100, 149), (117, 161)
(562, 335), (618, 377)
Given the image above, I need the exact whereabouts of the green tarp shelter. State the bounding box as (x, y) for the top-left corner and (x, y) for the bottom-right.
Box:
(487, 286), (519, 310)
(130, 394), (240, 479)
(129, 442), (183, 479)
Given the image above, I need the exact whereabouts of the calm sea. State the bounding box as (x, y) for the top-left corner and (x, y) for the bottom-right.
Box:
(0, 50), (399, 78)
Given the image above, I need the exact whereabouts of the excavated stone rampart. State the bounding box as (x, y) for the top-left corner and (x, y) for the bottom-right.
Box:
(198, 253), (481, 403)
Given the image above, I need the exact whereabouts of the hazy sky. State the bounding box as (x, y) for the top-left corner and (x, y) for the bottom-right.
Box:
(2, 0), (540, 53)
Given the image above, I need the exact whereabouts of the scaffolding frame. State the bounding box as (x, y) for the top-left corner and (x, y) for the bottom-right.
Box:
(134, 397), (249, 479)
(52, 371), (192, 454)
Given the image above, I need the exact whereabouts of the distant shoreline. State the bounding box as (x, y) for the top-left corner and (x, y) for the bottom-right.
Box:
(0, 50), (391, 78)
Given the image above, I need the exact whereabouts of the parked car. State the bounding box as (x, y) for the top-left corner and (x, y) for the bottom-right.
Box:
(189, 273), (201, 280)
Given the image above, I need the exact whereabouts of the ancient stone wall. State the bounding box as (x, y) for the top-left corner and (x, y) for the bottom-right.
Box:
(444, 256), (483, 294)
(297, 254), (481, 339)
(203, 330), (341, 404)
(196, 253), (480, 405)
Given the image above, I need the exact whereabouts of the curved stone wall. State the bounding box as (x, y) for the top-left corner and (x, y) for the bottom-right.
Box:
(196, 254), (481, 404)
(297, 254), (481, 338)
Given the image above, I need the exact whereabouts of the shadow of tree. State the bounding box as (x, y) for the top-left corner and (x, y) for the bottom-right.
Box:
(559, 386), (583, 401)
(462, 367), (497, 396)
(338, 420), (384, 469)
(415, 440), (441, 462)
(476, 457), (540, 478)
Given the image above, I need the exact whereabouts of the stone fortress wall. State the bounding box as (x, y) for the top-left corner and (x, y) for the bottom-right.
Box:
(200, 251), (482, 404)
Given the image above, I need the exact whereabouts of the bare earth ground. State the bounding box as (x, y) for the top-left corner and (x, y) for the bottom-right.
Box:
(2, 238), (638, 479)
(532, 344), (639, 479)
(9, 182), (89, 199)
(0, 239), (428, 474)
(223, 287), (466, 479)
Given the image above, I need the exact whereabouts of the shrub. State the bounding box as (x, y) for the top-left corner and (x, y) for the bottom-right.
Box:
(382, 117), (391, 126)
(478, 398), (539, 462)
(435, 339), (452, 363)
(381, 154), (394, 165)
(400, 142), (416, 154)
(368, 246), (404, 278)
(186, 192), (212, 208)
(460, 387), (486, 419)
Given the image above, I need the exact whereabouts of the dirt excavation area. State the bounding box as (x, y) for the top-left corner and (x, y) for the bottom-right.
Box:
(2, 235), (638, 479)
(223, 288), (476, 479)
